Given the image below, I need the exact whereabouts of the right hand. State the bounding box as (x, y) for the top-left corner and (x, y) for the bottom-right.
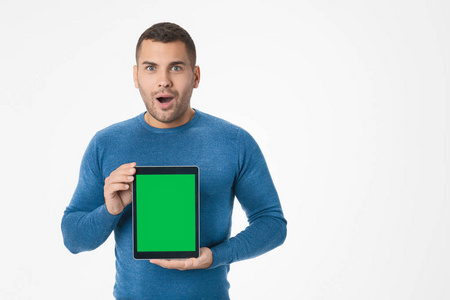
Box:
(104, 162), (136, 215)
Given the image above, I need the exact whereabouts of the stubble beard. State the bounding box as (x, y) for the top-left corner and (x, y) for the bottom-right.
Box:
(138, 84), (193, 124)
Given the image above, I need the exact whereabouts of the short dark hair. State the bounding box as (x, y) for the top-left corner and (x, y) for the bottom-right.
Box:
(136, 22), (196, 69)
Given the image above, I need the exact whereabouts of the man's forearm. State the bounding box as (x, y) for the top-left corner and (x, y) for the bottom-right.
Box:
(61, 204), (121, 254)
(209, 214), (287, 268)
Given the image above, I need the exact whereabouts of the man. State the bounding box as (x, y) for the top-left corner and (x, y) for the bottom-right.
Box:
(62, 22), (287, 299)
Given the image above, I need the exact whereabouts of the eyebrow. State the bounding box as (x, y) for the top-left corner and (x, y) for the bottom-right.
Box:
(141, 61), (187, 67)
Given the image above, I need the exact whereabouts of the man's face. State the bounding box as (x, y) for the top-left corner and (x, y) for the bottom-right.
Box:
(133, 40), (200, 128)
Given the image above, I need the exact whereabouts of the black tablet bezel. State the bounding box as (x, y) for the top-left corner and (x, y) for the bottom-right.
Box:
(132, 166), (200, 260)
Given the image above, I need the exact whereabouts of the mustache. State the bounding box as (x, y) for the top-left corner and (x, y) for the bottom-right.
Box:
(152, 89), (178, 97)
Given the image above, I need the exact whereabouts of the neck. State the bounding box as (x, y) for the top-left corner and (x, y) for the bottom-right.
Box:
(144, 108), (195, 129)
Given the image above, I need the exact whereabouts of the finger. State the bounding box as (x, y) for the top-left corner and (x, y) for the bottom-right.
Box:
(150, 259), (170, 268)
(149, 250), (211, 270)
(105, 183), (130, 197)
(122, 162), (137, 172)
(119, 162), (137, 169)
(105, 164), (136, 186)
(150, 259), (188, 270)
(107, 174), (135, 184)
(109, 162), (137, 177)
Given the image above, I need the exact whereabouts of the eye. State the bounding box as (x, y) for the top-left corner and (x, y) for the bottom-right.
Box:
(146, 66), (156, 71)
(172, 65), (182, 71)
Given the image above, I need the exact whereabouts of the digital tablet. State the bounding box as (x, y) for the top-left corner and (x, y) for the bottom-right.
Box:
(132, 166), (199, 260)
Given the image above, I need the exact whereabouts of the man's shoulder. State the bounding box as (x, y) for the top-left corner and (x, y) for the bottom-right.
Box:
(198, 110), (257, 143)
(197, 110), (244, 134)
(93, 113), (142, 141)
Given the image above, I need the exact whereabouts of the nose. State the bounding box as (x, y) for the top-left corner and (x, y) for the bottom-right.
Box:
(158, 71), (172, 88)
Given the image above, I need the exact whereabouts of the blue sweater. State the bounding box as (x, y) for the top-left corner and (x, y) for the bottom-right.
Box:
(61, 110), (287, 299)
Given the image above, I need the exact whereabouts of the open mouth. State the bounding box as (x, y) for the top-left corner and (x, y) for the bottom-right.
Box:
(157, 96), (174, 104)
(155, 94), (175, 109)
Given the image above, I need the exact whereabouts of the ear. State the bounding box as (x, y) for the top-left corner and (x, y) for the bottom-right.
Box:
(193, 66), (200, 88)
(133, 65), (139, 88)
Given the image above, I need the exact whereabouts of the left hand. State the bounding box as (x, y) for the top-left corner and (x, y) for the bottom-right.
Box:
(149, 247), (213, 271)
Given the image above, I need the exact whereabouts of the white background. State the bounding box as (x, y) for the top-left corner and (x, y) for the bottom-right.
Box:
(1, 0), (449, 299)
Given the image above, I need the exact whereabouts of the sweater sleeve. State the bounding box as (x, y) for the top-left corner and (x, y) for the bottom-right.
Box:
(209, 129), (287, 268)
(61, 134), (122, 254)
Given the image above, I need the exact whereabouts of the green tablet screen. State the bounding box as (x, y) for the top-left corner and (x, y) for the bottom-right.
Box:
(135, 174), (196, 252)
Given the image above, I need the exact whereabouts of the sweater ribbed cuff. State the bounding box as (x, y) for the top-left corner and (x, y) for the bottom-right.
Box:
(97, 204), (124, 229)
(209, 239), (233, 269)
